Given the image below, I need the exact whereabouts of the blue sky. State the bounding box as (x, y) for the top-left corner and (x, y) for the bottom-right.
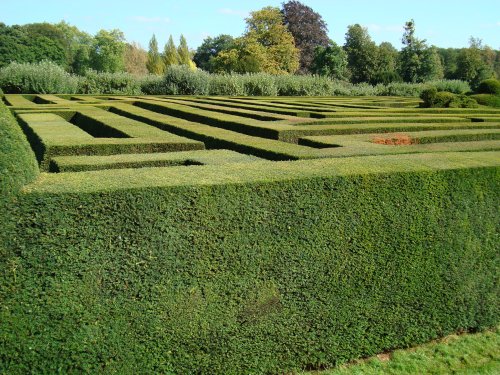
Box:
(2, 0), (500, 50)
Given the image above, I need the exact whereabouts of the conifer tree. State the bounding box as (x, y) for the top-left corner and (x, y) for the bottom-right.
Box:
(146, 34), (164, 74)
(163, 35), (179, 68)
(177, 34), (191, 65)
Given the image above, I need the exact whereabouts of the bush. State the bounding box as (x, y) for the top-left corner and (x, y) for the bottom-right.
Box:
(78, 70), (143, 95)
(420, 88), (478, 108)
(370, 71), (402, 85)
(427, 79), (471, 94)
(449, 94), (478, 108)
(208, 74), (245, 96)
(477, 79), (500, 95)
(241, 73), (278, 96)
(379, 82), (424, 97)
(470, 94), (500, 108)
(275, 75), (334, 96)
(162, 65), (210, 95)
(139, 75), (165, 95)
(0, 61), (79, 94)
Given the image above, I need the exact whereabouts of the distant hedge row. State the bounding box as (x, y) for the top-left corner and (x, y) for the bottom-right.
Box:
(0, 61), (472, 97)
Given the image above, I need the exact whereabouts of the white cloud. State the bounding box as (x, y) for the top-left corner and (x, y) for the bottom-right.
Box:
(496, 21), (500, 26)
(218, 8), (249, 17)
(130, 16), (170, 24)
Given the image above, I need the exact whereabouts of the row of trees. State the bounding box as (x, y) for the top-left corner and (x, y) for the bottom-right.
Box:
(0, 21), (149, 74)
(146, 35), (195, 74)
(1, 0), (499, 87)
(188, 1), (499, 87)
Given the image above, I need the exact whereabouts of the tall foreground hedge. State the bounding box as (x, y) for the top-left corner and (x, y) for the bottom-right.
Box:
(0, 101), (38, 252)
(0, 148), (498, 372)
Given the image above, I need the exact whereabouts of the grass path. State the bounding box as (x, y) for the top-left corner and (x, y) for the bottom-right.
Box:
(303, 326), (499, 374)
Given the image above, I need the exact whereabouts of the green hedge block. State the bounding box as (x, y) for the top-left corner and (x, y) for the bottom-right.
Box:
(1, 153), (499, 374)
(15, 109), (205, 170)
(51, 150), (263, 172)
(1, 95), (500, 374)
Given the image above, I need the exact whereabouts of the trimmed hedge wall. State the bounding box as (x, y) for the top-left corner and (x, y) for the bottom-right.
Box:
(1, 153), (499, 374)
(0, 101), (38, 250)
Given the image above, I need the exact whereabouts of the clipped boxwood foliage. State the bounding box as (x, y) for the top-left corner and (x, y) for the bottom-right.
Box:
(1, 155), (498, 374)
(1, 94), (499, 374)
(0, 100), (38, 240)
(471, 94), (500, 108)
(420, 88), (478, 108)
(477, 78), (500, 95)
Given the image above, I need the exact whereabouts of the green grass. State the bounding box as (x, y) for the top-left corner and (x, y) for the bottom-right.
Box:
(303, 326), (500, 375)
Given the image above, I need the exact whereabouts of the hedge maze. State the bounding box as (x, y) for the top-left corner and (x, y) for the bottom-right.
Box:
(1, 94), (499, 374)
(5, 94), (500, 169)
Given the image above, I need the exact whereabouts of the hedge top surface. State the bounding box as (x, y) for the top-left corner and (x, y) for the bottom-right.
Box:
(4, 94), (500, 194)
(24, 151), (500, 194)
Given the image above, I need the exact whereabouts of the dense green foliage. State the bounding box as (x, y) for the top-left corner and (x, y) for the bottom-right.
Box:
(0, 61), (79, 94)
(1, 155), (498, 373)
(344, 24), (378, 83)
(477, 78), (500, 95)
(311, 42), (349, 80)
(455, 38), (496, 89)
(193, 34), (236, 72)
(213, 7), (300, 75)
(0, 63), (470, 98)
(146, 34), (164, 75)
(2, 5), (499, 84)
(163, 35), (180, 68)
(0, 61), (476, 98)
(0, 100), (38, 259)
(471, 94), (500, 108)
(89, 29), (126, 73)
(420, 88), (478, 108)
(1, 94), (499, 373)
(77, 69), (143, 95)
(399, 20), (443, 83)
(0, 22), (67, 68)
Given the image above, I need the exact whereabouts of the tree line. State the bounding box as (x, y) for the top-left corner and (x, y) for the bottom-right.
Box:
(1, 0), (498, 89)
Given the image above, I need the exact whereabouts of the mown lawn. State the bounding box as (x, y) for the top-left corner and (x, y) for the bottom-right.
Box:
(303, 326), (499, 374)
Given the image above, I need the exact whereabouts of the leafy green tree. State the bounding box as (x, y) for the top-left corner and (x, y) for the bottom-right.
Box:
(437, 48), (461, 79)
(399, 19), (443, 82)
(53, 21), (93, 73)
(125, 42), (148, 75)
(495, 50), (500, 78)
(71, 45), (91, 75)
(371, 42), (401, 84)
(344, 24), (378, 83)
(456, 38), (495, 88)
(310, 41), (349, 80)
(211, 37), (267, 74)
(245, 6), (300, 74)
(163, 35), (179, 68)
(193, 34), (235, 72)
(146, 34), (164, 74)
(0, 23), (66, 68)
(177, 34), (191, 65)
(89, 29), (126, 72)
(281, 0), (330, 74)
(212, 7), (299, 74)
